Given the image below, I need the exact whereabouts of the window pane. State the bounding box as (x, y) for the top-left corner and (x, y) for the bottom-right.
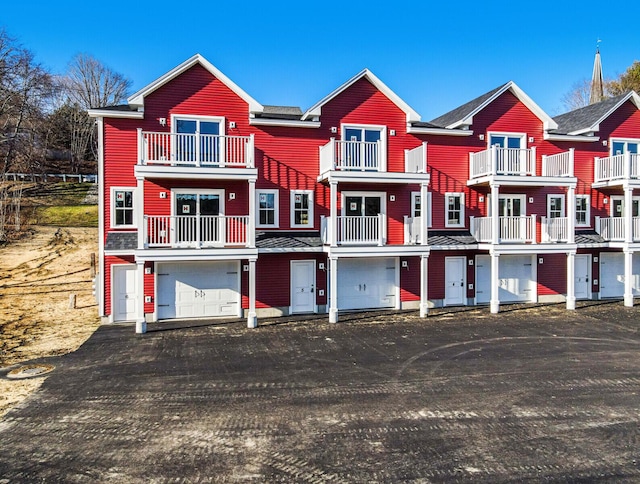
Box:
(199, 121), (220, 135)
(345, 128), (361, 142)
(629, 143), (638, 154)
(507, 137), (521, 149)
(613, 141), (624, 155)
(364, 130), (381, 142)
(490, 136), (505, 147)
(176, 120), (197, 133)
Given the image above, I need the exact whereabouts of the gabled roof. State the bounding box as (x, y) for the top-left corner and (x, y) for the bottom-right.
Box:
(127, 54), (263, 114)
(430, 81), (558, 131)
(552, 91), (640, 135)
(301, 69), (421, 123)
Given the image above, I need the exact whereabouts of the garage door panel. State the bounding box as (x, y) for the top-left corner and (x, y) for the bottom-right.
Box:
(600, 253), (640, 298)
(476, 255), (533, 303)
(158, 261), (240, 319)
(338, 258), (396, 310)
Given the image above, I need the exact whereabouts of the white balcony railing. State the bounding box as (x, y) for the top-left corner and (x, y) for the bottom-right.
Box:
(139, 130), (254, 168)
(594, 152), (640, 183)
(320, 215), (384, 245)
(595, 216), (640, 242)
(470, 215), (536, 243)
(319, 138), (385, 173)
(143, 215), (251, 248)
(541, 149), (574, 177)
(469, 146), (536, 179)
(541, 217), (569, 242)
(404, 142), (428, 173)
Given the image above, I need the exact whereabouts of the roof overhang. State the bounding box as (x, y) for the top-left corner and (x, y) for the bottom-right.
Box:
(567, 91), (640, 136)
(249, 117), (320, 128)
(407, 125), (474, 136)
(88, 109), (143, 119)
(544, 133), (600, 142)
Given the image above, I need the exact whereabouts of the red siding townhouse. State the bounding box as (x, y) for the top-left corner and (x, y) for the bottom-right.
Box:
(88, 55), (640, 332)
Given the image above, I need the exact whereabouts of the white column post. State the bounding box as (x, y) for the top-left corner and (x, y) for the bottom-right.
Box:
(137, 176), (145, 249)
(624, 186), (633, 244)
(490, 252), (500, 314)
(247, 258), (257, 328)
(248, 179), (256, 248)
(136, 261), (147, 334)
(566, 251), (576, 310)
(420, 254), (429, 317)
(567, 185), (576, 244)
(491, 183), (500, 244)
(624, 248), (634, 307)
(329, 256), (338, 323)
(420, 182), (428, 246)
(330, 181), (338, 247)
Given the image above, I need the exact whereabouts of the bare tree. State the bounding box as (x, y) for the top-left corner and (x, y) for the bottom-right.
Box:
(561, 79), (592, 112)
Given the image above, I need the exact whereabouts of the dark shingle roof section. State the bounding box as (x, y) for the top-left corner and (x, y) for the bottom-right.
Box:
(430, 83), (508, 128)
(95, 104), (138, 112)
(105, 231), (138, 251)
(575, 230), (606, 245)
(552, 94), (628, 134)
(256, 231), (322, 249)
(427, 230), (477, 246)
(259, 105), (303, 120)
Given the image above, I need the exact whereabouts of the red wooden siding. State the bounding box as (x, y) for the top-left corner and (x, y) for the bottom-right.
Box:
(537, 253), (566, 296)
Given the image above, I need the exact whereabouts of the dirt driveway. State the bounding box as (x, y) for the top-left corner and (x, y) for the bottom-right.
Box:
(0, 302), (639, 482)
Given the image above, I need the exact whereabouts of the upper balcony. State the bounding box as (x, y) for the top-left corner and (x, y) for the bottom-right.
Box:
(135, 129), (257, 180)
(320, 214), (428, 248)
(595, 216), (640, 242)
(594, 152), (640, 187)
(468, 147), (574, 186)
(470, 215), (574, 244)
(318, 139), (429, 184)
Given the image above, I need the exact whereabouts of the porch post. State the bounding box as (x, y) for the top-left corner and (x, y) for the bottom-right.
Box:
(624, 186), (633, 244)
(248, 179), (256, 248)
(420, 254), (429, 317)
(330, 181), (338, 247)
(566, 251), (576, 310)
(491, 183), (500, 244)
(567, 185), (576, 244)
(247, 258), (258, 328)
(420, 182), (428, 246)
(490, 251), (500, 314)
(624, 249), (634, 307)
(135, 261), (147, 334)
(137, 176), (145, 249)
(329, 256), (338, 323)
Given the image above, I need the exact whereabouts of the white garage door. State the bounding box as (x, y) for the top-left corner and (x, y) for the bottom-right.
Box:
(337, 258), (396, 310)
(157, 261), (240, 319)
(600, 253), (640, 298)
(476, 254), (533, 304)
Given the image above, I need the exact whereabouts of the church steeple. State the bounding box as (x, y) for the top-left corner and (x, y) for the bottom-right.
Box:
(590, 42), (604, 104)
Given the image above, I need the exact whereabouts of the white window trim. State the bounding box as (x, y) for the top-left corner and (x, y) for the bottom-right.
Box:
(610, 195), (640, 217)
(575, 194), (590, 227)
(546, 194), (565, 218)
(110, 186), (136, 229)
(341, 123), (387, 170)
(170, 113), (226, 135)
(411, 191), (432, 228)
(610, 137), (640, 155)
(171, 188), (225, 216)
(488, 194), (527, 217)
(340, 191), (387, 217)
(290, 190), (314, 228)
(256, 189), (279, 228)
(487, 131), (527, 149)
(445, 192), (465, 228)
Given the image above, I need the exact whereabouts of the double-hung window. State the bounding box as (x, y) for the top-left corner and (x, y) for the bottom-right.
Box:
(547, 195), (565, 219)
(112, 188), (135, 228)
(411, 192), (432, 228)
(576, 195), (590, 227)
(445, 193), (464, 228)
(291, 190), (313, 228)
(257, 190), (279, 228)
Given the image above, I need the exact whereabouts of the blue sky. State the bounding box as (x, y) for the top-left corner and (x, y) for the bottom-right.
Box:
(3, 1), (639, 119)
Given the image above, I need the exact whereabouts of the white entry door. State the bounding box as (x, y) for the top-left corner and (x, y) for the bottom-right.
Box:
(575, 254), (591, 300)
(291, 260), (316, 313)
(445, 256), (466, 306)
(113, 264), (138, 322)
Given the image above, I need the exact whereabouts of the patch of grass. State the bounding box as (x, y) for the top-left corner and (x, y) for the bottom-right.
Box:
(29, 205), (98, 227)
(21, 182), (95, 206)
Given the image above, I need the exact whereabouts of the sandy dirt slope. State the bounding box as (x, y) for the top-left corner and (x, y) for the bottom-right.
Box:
(0, 226), (100, 417)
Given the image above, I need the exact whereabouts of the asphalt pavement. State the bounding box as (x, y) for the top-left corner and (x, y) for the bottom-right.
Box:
(1, 302), (640, 482)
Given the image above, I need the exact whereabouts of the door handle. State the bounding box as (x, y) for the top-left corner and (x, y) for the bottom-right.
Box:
(363, 284), (366, 291)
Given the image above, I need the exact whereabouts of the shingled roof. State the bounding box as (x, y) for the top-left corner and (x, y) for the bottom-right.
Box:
(551, 94), (629, 135)
(430, 84), (508, 128)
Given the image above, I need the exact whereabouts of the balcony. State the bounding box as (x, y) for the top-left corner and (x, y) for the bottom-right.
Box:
(469, 147), (574, 181)
(320, 215), (385, 246)
(136, 130), (256, 180)
(540, 217), (570, 243)
(596, 216), (640, 242)
(594, 153), (640, 184)
(143, 215), (252, 249)
(470, 215), (537, 243)
(318, 139), (428, 183)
